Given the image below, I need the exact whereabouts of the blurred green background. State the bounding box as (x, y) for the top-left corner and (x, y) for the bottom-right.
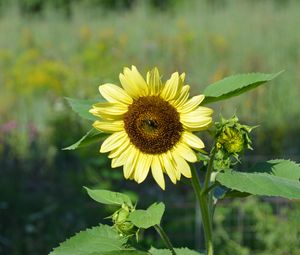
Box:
(0, 0), (300, 254)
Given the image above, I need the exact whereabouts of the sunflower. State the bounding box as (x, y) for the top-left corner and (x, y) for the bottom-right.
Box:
(90, 66), (213, 189)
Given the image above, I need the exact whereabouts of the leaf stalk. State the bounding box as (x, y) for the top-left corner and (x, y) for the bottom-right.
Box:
(154, 225), (177, 255)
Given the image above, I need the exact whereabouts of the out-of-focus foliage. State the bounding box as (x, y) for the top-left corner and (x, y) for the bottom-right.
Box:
(0, 0), (181, 15)
(214, 197), (300, 255)
(1, 1), (300, 254)
(1, 0), (300, 157)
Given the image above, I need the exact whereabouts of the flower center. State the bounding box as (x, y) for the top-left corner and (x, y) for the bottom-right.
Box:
(124, 96), (183, 154)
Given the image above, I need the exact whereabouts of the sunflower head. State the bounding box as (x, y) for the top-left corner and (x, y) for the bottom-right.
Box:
(90, 65), (213, 189)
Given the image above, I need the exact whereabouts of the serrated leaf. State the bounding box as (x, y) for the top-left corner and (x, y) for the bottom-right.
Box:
(49, 225), (127, 255)
(129, 203), (165, 229)
(65, 97), (100, 121)
(62, 129), (106, 150)
(203, 71), (283, 104)
(217, 159), (300, 199)
(85, 187), (133, 207)
(248, 159), (300, 180)
(149, 247), (203, 255)
(216, 171), (300, 200)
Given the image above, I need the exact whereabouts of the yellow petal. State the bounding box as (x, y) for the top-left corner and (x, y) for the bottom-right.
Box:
(181, 117), (212, 131)
(119, 66), (148, 98)
(172, 150), (192, 178)
(131, 65), (149, 91)
(108, 138), (130, 159)
(151, 156), (165, 190)
(169, 85), (190, 108)
(100, 131), (127, 153)
(160, 153), (177, 184)
(90, 102), (128, 119)
(167, 151), (181, 180)
(133, 152), (142, 182)
(174, 142), (197, 163)
(180, 72), (186, 83)
(177, 95), (205, 113)
(146, 67), (162, 95)
(161, 72), (180, 101)
(99, 84), (133, 105)
(181, 131), (205, 150)
(123, 146), (139, 179)
(135, 153), (153, 184)
(111, 144), (132, 168)
(93, 120), (124, 133)
(180, 107), (213, 131)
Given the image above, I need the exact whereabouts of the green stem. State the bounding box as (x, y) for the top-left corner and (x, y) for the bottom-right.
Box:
(203, 183), (218, 196)
(154, 225), (177, 255)
(191, 166), (214, 255)
(202, 147), (217, 223)
(202, 147), (217, 194)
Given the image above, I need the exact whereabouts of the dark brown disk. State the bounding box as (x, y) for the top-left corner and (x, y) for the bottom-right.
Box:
(124, 96), (183, 154)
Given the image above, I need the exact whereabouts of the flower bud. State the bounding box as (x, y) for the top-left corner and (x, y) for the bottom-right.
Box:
(217, 127), (244, 154)
(213, 115), (255, 170)
(215, 115), (253, 155)
(112, 204), (137, 237)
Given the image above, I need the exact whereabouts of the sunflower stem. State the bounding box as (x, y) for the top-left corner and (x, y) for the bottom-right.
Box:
(154, 225), (177, 255)
(202, 146), (217, 223)
(191, 165), (214, 255)
(202, 147), (217, 195)
(203, 182), (218, 196)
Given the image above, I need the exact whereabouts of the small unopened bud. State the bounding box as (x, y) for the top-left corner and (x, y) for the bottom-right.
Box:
(217, 127), (244, 154)
(213, 115), (255, 170)
(112, 204), (137, 237)
(215, 115), (254, 156)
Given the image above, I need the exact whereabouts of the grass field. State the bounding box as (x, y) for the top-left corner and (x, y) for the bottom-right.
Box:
(1, 1), (300, 254)
(1, 0), (300, 155)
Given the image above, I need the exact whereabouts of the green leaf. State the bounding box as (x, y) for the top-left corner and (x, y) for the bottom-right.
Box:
(129, 203), (165, 229)
(62, 128), (106, 150)
(203, 71), (283, 104)
(213, 186), (250, 200)
(98, 251), (149, 255)
(65, 97), (100, 121)
(217, 171), (300, 199)
(85, 187), (133, 207)
(248, 159), (300, 180)
(49, 225), (127, 255)
(223, 189), (251, 198)
(217, 159), (300, 199)
(149, 247), (203, 255)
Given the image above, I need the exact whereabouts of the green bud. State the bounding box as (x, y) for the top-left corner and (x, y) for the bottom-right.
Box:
(112, 203), (138, 237)
(217, 127), (244, 154)
(112, 205), (130, 223)
(213, 115), (255, 170)
(213, 149), (231, 171)
(215, 115), (254, 155)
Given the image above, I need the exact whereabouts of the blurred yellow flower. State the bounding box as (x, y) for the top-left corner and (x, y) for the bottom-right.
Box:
(90, 66), (213, 189)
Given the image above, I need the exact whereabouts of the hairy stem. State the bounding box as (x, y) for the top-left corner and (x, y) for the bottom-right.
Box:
(154, 225), (177, 255)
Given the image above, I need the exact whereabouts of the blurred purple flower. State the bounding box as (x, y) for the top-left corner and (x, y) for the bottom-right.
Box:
(0, 120), (17, 133)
